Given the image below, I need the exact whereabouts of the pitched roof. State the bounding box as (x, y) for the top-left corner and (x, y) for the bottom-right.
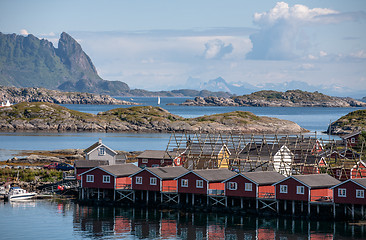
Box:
(137, 150), (174, 160)
(83, 140), (117, 155)
(99, 164), (140, 177)
(185, 143), (230, 155)
(147, 166), (189, 180)
(352, 178), (366, 188)
(342, 131), (362, 140)
(292, 174), (340, 189)
(74, 160), (109, 168)
(242, 171), (286, 185)
(192, 169), (237, 182)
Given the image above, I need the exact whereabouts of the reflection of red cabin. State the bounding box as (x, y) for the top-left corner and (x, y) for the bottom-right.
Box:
(160, 220), (176, 238)
(257, 228), (275, 240)
(114, 216), (130, 234)
(331, 178), (366, 205)
(208, 224), (225, 240)
(175, 169), (236, 195)
(273, 174), (340, 202)
(130, 166), (188, 192)
(351, 160), (366, 179)
(80, 164), (140, 189)
(310, 232), (333, 240)
(223, 171), (285, 198)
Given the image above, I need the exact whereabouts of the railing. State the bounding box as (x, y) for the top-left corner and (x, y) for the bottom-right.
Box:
(310, 195), (333, 202)
(258, 192), (275, 199)
(208, 189), (225, 196)
(116, 184), (132, 190)
(161, 186), (177, 193)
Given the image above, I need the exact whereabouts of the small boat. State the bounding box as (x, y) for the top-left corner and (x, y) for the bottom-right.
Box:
(6, 187), (36, 201)
(157, 96), (160, 105)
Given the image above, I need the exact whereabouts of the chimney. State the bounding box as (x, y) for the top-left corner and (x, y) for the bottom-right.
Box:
(98, 138), (102, 144)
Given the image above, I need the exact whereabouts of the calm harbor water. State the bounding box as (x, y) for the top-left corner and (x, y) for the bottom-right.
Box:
(0, 97), (364, 161)
(0, 199), (365, 240)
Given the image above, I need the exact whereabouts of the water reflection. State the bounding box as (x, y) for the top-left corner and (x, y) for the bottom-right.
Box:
(73, 204), (366, 239)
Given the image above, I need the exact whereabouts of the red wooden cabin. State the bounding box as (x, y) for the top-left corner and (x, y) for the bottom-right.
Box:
(273, 174), (340, 202)
(80, 164), (140, 190)
(74, 160), (109, 180)
(175, 169), (236, 195)
(331, 178), (366, 205)
(137, 150), (176, 168)
(130, 166), (188, 192)
(223, 171), (285, 198)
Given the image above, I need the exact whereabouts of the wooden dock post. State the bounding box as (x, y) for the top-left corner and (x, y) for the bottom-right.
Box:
(241, 198), (243, 209)
(284, 200), (287, 212)
(146, 190), (149, 205)
(352, 204), (355, 220)
(308, 202), (311, 216)
(333, 203), (336, 219)
(192, 194), (195, 206)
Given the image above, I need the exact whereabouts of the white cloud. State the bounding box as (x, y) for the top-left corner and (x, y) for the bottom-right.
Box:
(350, 50), (366, 59)
(203, 39), (233, 59)
(246, 2), (366, 60)
(19, 29), (29, 35)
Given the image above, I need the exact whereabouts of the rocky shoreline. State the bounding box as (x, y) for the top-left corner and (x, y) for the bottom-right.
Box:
(0, 86), (137, 105)
(181, 91), (366, 107)
(327, 109), (366, 135)
(0, 102), (306, 134)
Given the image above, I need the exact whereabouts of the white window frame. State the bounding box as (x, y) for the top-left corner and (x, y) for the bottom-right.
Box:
(351, 138), (356, 143)
(102, 175), (110, 183)
(196, 180), (204, 188)
(338, 188), (346, 197)
(245, 183), (252, 192)
(336, 169), (341, 176)
(296, 186), (305, 195)
(142, 158), (148, 163)
(280, 185), (288, 194)
(86, 175), (94, 183)
(181, 179), (188, 187)
(136, 176), (142, 185)
(356, 189), (364, 199)
(150, 177), (157, 185)
(98, 147), (106, 156)
(228, 182), (237, 190)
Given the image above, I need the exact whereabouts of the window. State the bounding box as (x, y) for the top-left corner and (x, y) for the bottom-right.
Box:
(142, 158), (148, 163)
(196, 180), (204, 188)
(103, 175), (110, 183)
(228, 182), (237, 190)
(181, 179), (188, 187)
(336, 169), (341, 176)
(150, 177), (157, 185)
(136, 176), (142, 184)
(296, 186), (305, 195)
(245, 183), (252, 191)
(280, 185), (288, 194)
(351, 138), (356, 143)
(98, 147), (106, 156)
(356, 189), (364, 198)
(338, 188), (346, 197)
(86, 175), (94, 183)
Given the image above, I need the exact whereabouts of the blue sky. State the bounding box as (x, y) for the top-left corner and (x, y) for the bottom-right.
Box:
(1, 0), (366, 95)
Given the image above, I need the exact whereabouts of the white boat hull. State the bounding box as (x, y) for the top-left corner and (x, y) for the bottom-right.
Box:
(8, 193), (36, 200)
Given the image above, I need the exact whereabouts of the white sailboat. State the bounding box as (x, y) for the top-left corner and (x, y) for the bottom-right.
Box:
(157, 96), (160, 105)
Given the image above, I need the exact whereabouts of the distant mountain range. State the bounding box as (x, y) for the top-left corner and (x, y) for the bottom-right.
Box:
(185, 77), (366, 99)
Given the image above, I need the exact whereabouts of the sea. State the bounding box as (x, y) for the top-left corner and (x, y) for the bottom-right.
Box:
(0, 97), (365, 239)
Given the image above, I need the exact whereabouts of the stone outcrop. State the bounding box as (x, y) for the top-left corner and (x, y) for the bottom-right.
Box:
(327, 110), (366, 135)
(0, 102), (306, 134)
(0, 86), (137, 105)
(181, 90), (366, 107)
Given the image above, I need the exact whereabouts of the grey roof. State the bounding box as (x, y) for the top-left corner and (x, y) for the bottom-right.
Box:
(147, 166), (189, 180)
(292, 174), (340, 189)
(352, 178), (366, 188)
(185, 143), (228, 155)
(74, 160), (109, 168)
(342, 131), (362, 140)
(137, 150), (174, 160)
(99, 164), (140, 177)
(242, 171), (285, 185)
(84, 142), (102, 153)
(193, 169), (237, 182)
